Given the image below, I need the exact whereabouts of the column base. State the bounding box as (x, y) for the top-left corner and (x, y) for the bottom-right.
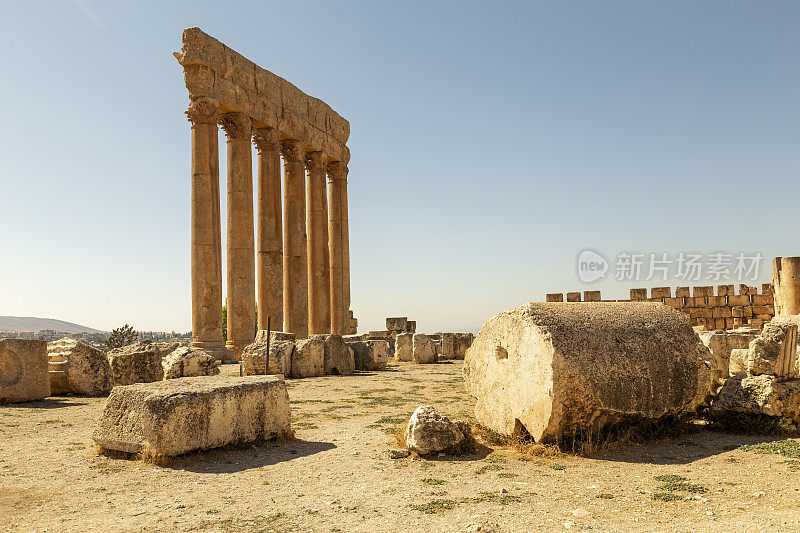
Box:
(192, 340), (234, 363)
(225, 340), (252, 363)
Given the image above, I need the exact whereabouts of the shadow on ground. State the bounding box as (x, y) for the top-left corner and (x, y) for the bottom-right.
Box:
(165, 438), (337, 473)
(597, 428), (797, 465)
(1, 397), (89, 410)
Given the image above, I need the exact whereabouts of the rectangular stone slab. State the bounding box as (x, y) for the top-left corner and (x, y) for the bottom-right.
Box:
(93, 376), (291, 457)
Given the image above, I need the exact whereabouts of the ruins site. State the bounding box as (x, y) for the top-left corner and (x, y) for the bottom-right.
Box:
(2, 6), (800, 533)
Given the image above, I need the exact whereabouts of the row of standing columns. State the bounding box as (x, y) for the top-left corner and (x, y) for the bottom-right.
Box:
(187, 97), (351, 361)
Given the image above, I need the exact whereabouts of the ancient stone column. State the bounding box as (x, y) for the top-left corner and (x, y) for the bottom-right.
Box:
(342, 173), (351, 330)
(253, 127), (283, 332)
(186, 97), (225, 359)
(281, 139), (309, 338)
(327, 161), (348, 334)
(306, 152), (330, 334)
(773, 257), (800, 315)
(220, 112), (255, 360)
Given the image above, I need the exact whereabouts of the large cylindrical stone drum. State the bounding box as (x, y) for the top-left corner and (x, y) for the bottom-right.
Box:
(463, 302), (707, 443)
(772, 257), (800, 316)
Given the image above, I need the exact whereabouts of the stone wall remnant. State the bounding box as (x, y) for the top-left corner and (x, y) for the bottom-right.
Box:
(543, 283), (775, 330)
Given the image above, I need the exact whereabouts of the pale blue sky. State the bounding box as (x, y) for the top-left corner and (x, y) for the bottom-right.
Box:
(1, 1), (798, 333)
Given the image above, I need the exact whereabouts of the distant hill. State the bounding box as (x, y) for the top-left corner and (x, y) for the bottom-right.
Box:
(0, 316), (103, 334)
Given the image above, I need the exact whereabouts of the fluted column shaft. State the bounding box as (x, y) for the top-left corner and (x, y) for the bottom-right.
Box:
(187, 97), (225, 358)
(282, 139), (309, 338)
(342, 175), (351, 331)
(327, 162), (348, 334)
(306, 152), (330, 334)
(220, 112), (255, 360)
(253, 128), (283, 332)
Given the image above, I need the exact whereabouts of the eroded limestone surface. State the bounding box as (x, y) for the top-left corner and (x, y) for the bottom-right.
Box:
(0, 339), (49, 403)
(93, 375), (291, 456)
(47, 338), (112, 396)
(464, 302), (706, 442)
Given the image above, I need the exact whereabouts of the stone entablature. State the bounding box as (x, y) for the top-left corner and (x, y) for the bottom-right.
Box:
(175, 27), (349, 163)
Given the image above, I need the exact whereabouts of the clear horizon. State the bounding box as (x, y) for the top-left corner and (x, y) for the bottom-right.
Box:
(1, 1), (798, 334)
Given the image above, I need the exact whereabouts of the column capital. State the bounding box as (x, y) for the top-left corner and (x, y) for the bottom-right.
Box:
(219, 112), (252, 140)
(281, 139), (305, 162)
(327, 161), (349, 181)
(305, 151), (327, 173)
(252, 127), (279, 153)
(186, 97), (220, 125)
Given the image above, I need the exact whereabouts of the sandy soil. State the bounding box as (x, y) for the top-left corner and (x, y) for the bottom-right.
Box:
(1, 361), (799, 532)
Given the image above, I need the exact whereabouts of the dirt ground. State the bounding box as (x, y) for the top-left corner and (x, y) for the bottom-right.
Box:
(1, 361), (799, 532)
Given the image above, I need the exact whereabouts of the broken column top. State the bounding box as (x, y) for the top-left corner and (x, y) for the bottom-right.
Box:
(175, 27), (350, 162)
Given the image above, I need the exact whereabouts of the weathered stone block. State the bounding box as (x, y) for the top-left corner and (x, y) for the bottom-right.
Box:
(583, 290), (601, 302)
(689, 308), (712, 319)
(709, 374), (800, 426)
(753, 305), (775, 316)
(0, 339), (49, 403)
(729, 349), (749, 376)
(748, 321), (798, 379)
(348, 339), (390, 371)
(368, 330), (391, 340)
(712, 307), (732, 318)
(699, 330), (758, 386)
(47, 338), (112, 396)
(394, 333), (413, 362)
(676, 287), (690, 298)
(441, 332), (475, 360)
(566, 292), (581, 302)
(386, 317), (408, 332)
(463, 302), (707, 442)
(630, 288), (647, 300)
(717, 285), (735, 297)
(406, 405), (466, 455)
(241, 338), (294, 376)
(412, 334), (436, 364)
(664, 297), (684, 308)
(651, 287), (671, 299)
(707, 296), (726, 307)
(93, 376), (291, 456)
(406, 321), (416, 333)
(752, 294), (774, 306)
(162, 347), (219, 379)
(693, 286), (714, 297)
(686, 297), (707, 308)
(107, 342), (170, 386)
(545, 293), (564, 302)
(729, 295), (751, 306)
(292, 337), (324, 378)
(321, 334), (355, 375)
